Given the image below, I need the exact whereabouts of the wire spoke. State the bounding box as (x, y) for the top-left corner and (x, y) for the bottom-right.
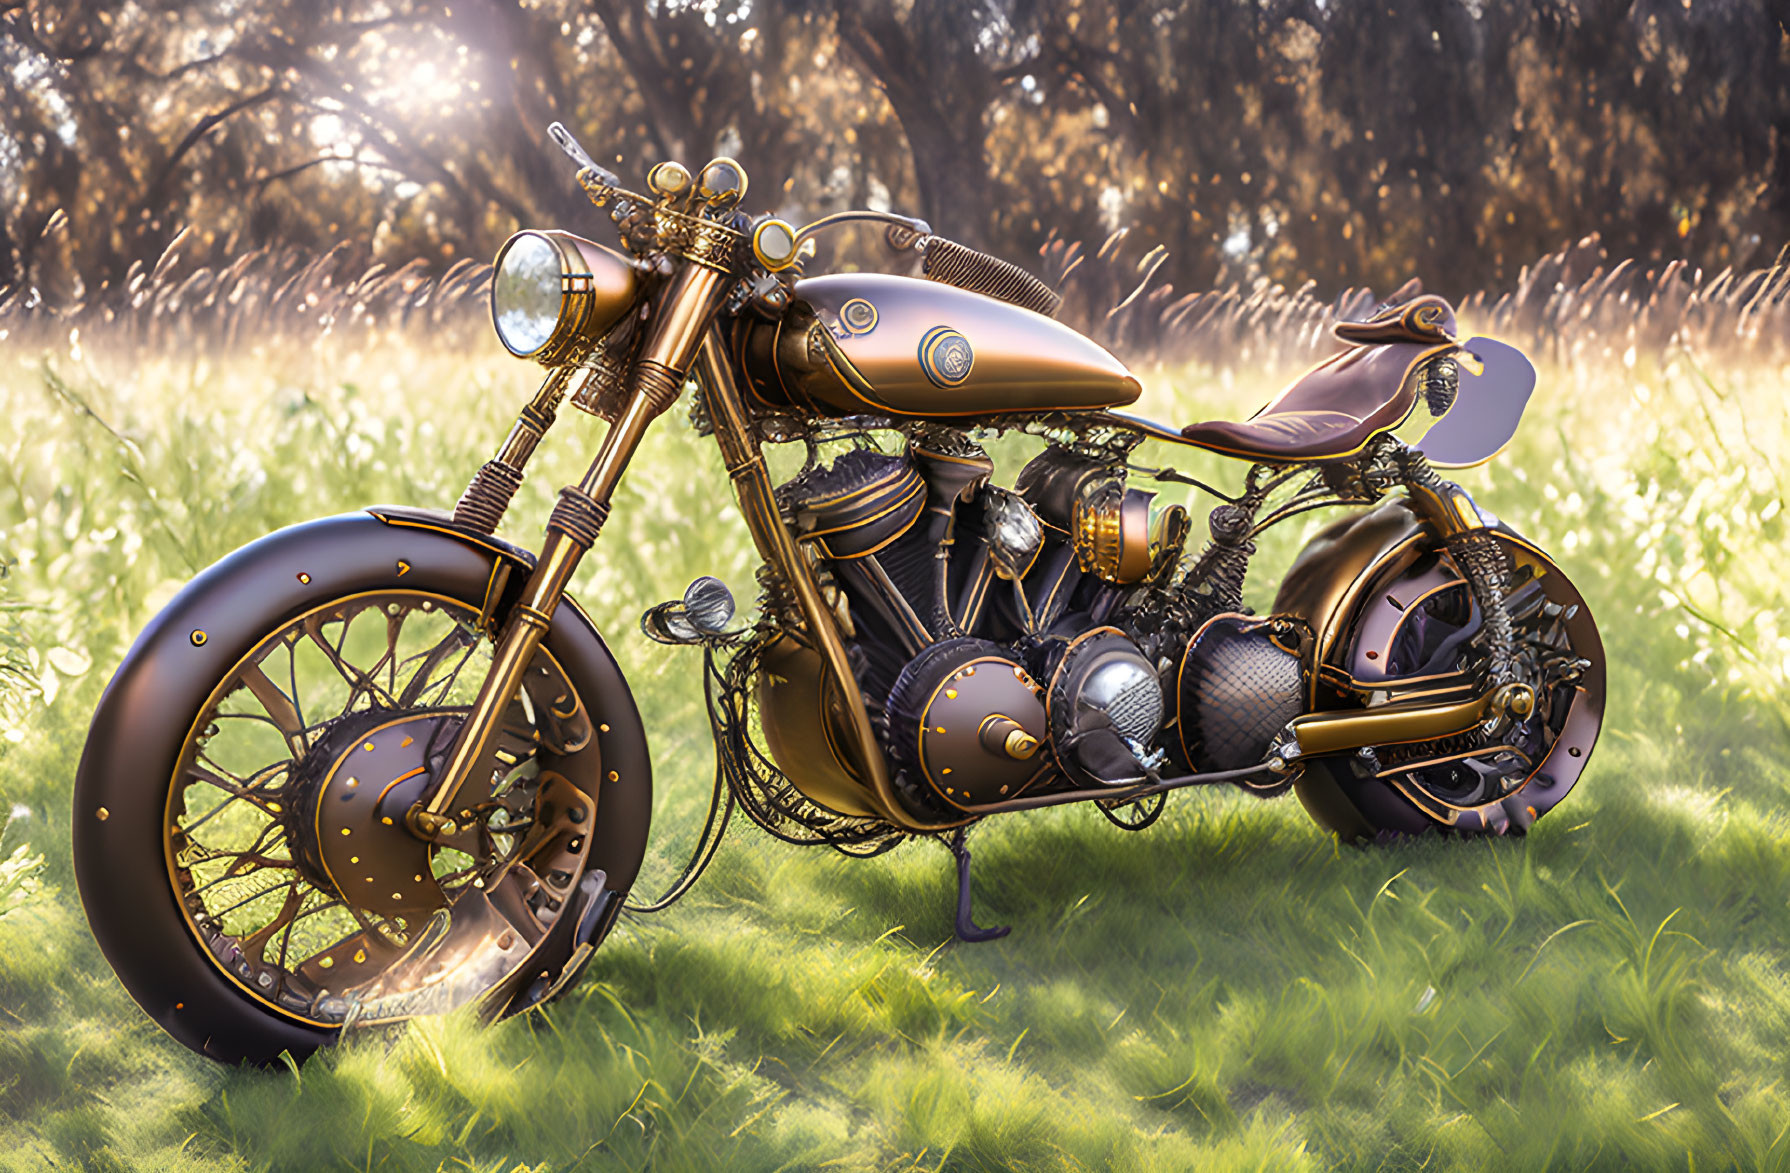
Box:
(423, 637), (482, 707)
(302, 611), (402, 713)
(238, 661), (310, 756)
(169, 592), (500, 1004)
(241, 881), (305, 962)
(397, 622), (479, 707)
(182, 758), (290, 832)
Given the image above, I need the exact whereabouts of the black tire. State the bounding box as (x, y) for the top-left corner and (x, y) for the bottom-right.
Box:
(1294, 529), (1604, 843)
(73, 510), (651, 1065)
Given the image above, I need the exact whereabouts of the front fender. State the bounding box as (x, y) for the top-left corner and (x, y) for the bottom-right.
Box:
(73, 507), (651, 1062)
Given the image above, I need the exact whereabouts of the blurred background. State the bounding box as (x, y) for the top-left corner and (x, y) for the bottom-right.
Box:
(3, 0), (1788, 361)
(2, 5), (1790, 1170)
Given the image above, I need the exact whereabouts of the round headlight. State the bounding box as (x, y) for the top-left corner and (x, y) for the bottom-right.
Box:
(489, 230), (640, 364)
(492, 232), (564, 358)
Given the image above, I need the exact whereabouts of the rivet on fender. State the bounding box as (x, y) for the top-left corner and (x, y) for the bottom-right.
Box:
(190, 630), (207, 647)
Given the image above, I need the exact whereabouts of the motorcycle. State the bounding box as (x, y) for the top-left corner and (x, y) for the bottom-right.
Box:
(74, 124), (1604, 1065)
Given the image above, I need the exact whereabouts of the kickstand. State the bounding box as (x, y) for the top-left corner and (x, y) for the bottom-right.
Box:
(949, 828), (1010, 943)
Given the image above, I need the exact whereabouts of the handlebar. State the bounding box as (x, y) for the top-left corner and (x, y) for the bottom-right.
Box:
(548, 121), (619, 188)
(549, 122), (934, 279)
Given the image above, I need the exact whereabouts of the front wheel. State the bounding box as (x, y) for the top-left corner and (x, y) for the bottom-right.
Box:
(74, 512), (651, 1064)
(1294, 529), (1605, 842)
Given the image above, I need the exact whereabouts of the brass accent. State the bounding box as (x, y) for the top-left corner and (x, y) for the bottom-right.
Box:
(95, 807), (108, 821)
(190, 630), (207, 647)
(476, 560), (513, 635)
(410, 810), (457, 838)
(838, 297), (878, 334)
(1003, 729), (1040, 760)
(1493, 682), (1536, 720)
(415, 263), (729, 834)
(695, 157), (747, 205)
(646, 160), (692, 198)
(376, 766), (427, 806)
(652, 206), (743, 271)
(918, 325), (975, 388)
(490, 230), (639, 365)
(1287, 680), (1531, 757)
(696, 330), (958, 830)
(751, 218), (800, 272)
(1071, 478), (1157, 583)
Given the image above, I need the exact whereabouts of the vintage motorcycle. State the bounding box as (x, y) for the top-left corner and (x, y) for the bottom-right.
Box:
(74, 124), (1604, 1064)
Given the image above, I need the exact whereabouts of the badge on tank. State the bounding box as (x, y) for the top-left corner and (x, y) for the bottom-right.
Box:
(919, 325), (974, 387)
(838, 297), (878, 334)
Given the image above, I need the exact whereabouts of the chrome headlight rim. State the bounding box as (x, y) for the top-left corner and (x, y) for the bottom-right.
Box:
(490, 229), (591, 365)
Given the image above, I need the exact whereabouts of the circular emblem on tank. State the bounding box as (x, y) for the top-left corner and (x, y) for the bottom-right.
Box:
(839, 297), (879, 334)
(918, 325), (975, 388)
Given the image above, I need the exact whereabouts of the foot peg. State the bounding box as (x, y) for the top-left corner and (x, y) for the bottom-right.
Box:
(949, 828), (1010, 943)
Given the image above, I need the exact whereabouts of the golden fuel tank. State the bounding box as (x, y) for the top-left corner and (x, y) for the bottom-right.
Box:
(737, 273), (1141, 418)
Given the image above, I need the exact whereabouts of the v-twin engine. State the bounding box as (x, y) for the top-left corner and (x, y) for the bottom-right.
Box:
(769, 430), (1295, 820)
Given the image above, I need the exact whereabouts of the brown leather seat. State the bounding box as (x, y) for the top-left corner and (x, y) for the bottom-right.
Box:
(1179, 295), (1461, 462)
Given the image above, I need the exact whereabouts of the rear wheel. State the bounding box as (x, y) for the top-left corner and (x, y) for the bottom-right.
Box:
(1295, 532), (1604, 842)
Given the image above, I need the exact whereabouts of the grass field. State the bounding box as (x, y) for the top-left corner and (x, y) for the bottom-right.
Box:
(0, 320), (1786, 1172)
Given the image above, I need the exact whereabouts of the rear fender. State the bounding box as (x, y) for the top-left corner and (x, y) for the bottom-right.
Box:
(1272, 498), (1605, 836)
(1271, 497), (1432, 705)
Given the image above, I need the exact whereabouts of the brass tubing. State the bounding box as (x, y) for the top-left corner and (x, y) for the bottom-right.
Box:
(456, 366), (587, 534)
(692, 330), (969, 832)
(495, 366), (590, 468)
(413, 263), (730, 837)
(575, 265), (728, 506)
(1287, 681), (1532, 758)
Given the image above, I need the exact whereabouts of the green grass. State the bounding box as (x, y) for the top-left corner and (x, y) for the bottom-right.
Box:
(0, 323), (1786, 1171)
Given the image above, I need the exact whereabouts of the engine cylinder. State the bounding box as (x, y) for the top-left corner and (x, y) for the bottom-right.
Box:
(778, 448), (926, 560)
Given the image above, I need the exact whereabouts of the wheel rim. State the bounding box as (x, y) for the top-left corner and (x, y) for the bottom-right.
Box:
(1344, 538), (1605, 831)
(164, 590), (571, 1026)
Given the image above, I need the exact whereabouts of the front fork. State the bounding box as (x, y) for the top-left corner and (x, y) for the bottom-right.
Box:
(407, 262), (730, 840)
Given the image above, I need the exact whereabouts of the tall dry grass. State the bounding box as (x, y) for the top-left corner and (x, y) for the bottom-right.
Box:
(0, 242), (1784, 1169)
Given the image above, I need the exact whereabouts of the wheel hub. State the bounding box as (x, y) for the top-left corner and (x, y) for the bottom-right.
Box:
(288, 710), (457, 918)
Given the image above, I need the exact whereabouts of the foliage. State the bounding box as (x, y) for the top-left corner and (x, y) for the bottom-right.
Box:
(2, 0), (1787, 306)
(0, 287), (1786, 1168)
